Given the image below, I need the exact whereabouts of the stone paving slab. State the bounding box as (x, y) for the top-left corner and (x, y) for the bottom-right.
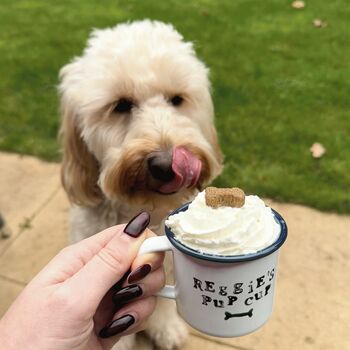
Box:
(0, 188), (69, 283)
(0, 277), (24, 317)
(0, 152), (349, 350)
(0, 152), (61, 254)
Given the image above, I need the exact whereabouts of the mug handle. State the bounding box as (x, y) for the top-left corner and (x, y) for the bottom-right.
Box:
(138, 236), (176, 300)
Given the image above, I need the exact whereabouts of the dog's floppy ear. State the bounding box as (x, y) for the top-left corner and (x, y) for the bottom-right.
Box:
(59, 103), (103, 207)
(59, 66), (103, 207)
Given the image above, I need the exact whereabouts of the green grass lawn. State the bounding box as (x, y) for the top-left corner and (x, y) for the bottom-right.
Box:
(1, 0), (350, 213)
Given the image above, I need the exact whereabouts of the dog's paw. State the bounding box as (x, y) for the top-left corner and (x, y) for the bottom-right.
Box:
(145, 315), (189, 350)
(111, 334), (136, 350)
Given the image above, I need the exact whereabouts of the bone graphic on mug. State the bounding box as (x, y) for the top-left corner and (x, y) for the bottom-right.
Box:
(224, 308), (254, 320)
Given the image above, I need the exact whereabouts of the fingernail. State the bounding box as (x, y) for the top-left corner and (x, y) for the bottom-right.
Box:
(99, 314), (135, 338)
(112, 284), (143, 305)
(127, 264), (151, 284)
(124, 211), (150, 237)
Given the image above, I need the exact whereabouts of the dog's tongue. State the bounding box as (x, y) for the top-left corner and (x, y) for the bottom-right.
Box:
(159, 146), (202, 194)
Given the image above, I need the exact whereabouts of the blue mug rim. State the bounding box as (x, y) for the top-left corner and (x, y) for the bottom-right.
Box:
(164, 202), (288, 263)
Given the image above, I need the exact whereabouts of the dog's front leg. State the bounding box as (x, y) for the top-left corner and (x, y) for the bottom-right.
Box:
(110, 334), (136, 350)
(144, 297), (189, 350)
(143, 254), (189, 350)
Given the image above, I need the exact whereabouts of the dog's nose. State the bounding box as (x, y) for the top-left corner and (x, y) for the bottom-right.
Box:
(147, 152), (175, 182)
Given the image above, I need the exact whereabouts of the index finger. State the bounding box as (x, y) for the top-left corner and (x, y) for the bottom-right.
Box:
(62, 214), (152, 312)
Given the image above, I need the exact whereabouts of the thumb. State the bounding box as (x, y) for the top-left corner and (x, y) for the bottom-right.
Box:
(64, 212), (150, 312)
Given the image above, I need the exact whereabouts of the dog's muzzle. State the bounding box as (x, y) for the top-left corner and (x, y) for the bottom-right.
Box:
(147, 146), (202, 194)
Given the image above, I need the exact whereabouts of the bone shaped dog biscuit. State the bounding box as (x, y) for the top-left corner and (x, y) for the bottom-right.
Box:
(205, 187), (245, 208)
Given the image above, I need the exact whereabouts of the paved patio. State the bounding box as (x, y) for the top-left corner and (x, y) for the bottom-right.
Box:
(0, 151), (349, 349)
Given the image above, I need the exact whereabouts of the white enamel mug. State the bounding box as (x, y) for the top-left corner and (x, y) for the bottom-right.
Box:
(139, 203), (288, 338)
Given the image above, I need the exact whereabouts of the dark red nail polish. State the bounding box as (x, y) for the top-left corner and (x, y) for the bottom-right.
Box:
(99, 314), (135, 338)
(127, 264), (151, 284)
(124, 211), (150, 237)
(112, 284), (143, 305)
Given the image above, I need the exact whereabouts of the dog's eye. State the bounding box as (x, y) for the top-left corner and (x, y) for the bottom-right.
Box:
(113, 98), (134, 113)
(170, 95), (184, 107)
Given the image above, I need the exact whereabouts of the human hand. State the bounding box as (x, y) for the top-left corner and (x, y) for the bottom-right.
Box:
(0, 212), (165, 350)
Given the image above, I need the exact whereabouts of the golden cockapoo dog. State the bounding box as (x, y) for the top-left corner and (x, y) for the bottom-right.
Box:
(59, 20), (223, 350)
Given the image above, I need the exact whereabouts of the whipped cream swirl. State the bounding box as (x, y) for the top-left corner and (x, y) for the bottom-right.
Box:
(165, 191), (280, 256)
